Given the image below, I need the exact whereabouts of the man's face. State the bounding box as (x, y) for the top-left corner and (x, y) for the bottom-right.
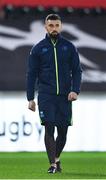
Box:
(45, 19), (62, 37)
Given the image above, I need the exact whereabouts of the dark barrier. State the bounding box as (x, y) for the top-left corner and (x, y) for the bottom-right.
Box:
(0, 13), (106, 91)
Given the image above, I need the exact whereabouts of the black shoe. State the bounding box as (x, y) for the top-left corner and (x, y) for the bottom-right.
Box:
(48, 166), (57, 173)
(56, 161), (62, 172)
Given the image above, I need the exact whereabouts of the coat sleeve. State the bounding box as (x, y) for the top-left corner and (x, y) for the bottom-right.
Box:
(26, 46), (40, 101)
(71, 45), (82, 94)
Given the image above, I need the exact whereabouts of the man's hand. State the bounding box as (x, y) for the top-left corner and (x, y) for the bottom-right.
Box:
(68, 92), (78, 101)
(28, 100), (36, 112)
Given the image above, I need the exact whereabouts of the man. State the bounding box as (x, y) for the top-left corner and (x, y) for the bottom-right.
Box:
(26, 14), (82, 173)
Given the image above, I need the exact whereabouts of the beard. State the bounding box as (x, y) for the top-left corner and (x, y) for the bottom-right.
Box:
(49, 32), (59, 39)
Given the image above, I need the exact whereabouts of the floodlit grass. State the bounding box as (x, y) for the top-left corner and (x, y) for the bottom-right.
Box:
(0, 152), (106, 179)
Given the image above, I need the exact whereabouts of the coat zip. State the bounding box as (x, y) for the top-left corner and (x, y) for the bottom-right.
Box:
(51, 40), (59, 95)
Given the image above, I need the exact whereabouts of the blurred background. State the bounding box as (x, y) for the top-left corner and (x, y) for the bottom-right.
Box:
(0, 0), (106, 152)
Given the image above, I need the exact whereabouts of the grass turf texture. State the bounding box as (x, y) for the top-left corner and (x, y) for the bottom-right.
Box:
(0, 152), (106, 179)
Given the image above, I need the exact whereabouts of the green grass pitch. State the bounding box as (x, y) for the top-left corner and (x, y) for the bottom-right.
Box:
(0, 152), (106, 179)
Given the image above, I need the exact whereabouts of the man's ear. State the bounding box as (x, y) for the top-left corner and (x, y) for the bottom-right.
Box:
(45, 24), (47, 31)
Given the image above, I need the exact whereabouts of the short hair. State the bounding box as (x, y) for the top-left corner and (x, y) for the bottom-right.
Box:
(45, 14), (61, 22)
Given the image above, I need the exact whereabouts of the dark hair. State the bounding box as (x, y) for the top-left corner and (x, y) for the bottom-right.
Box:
(45, 14), (61, 22)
